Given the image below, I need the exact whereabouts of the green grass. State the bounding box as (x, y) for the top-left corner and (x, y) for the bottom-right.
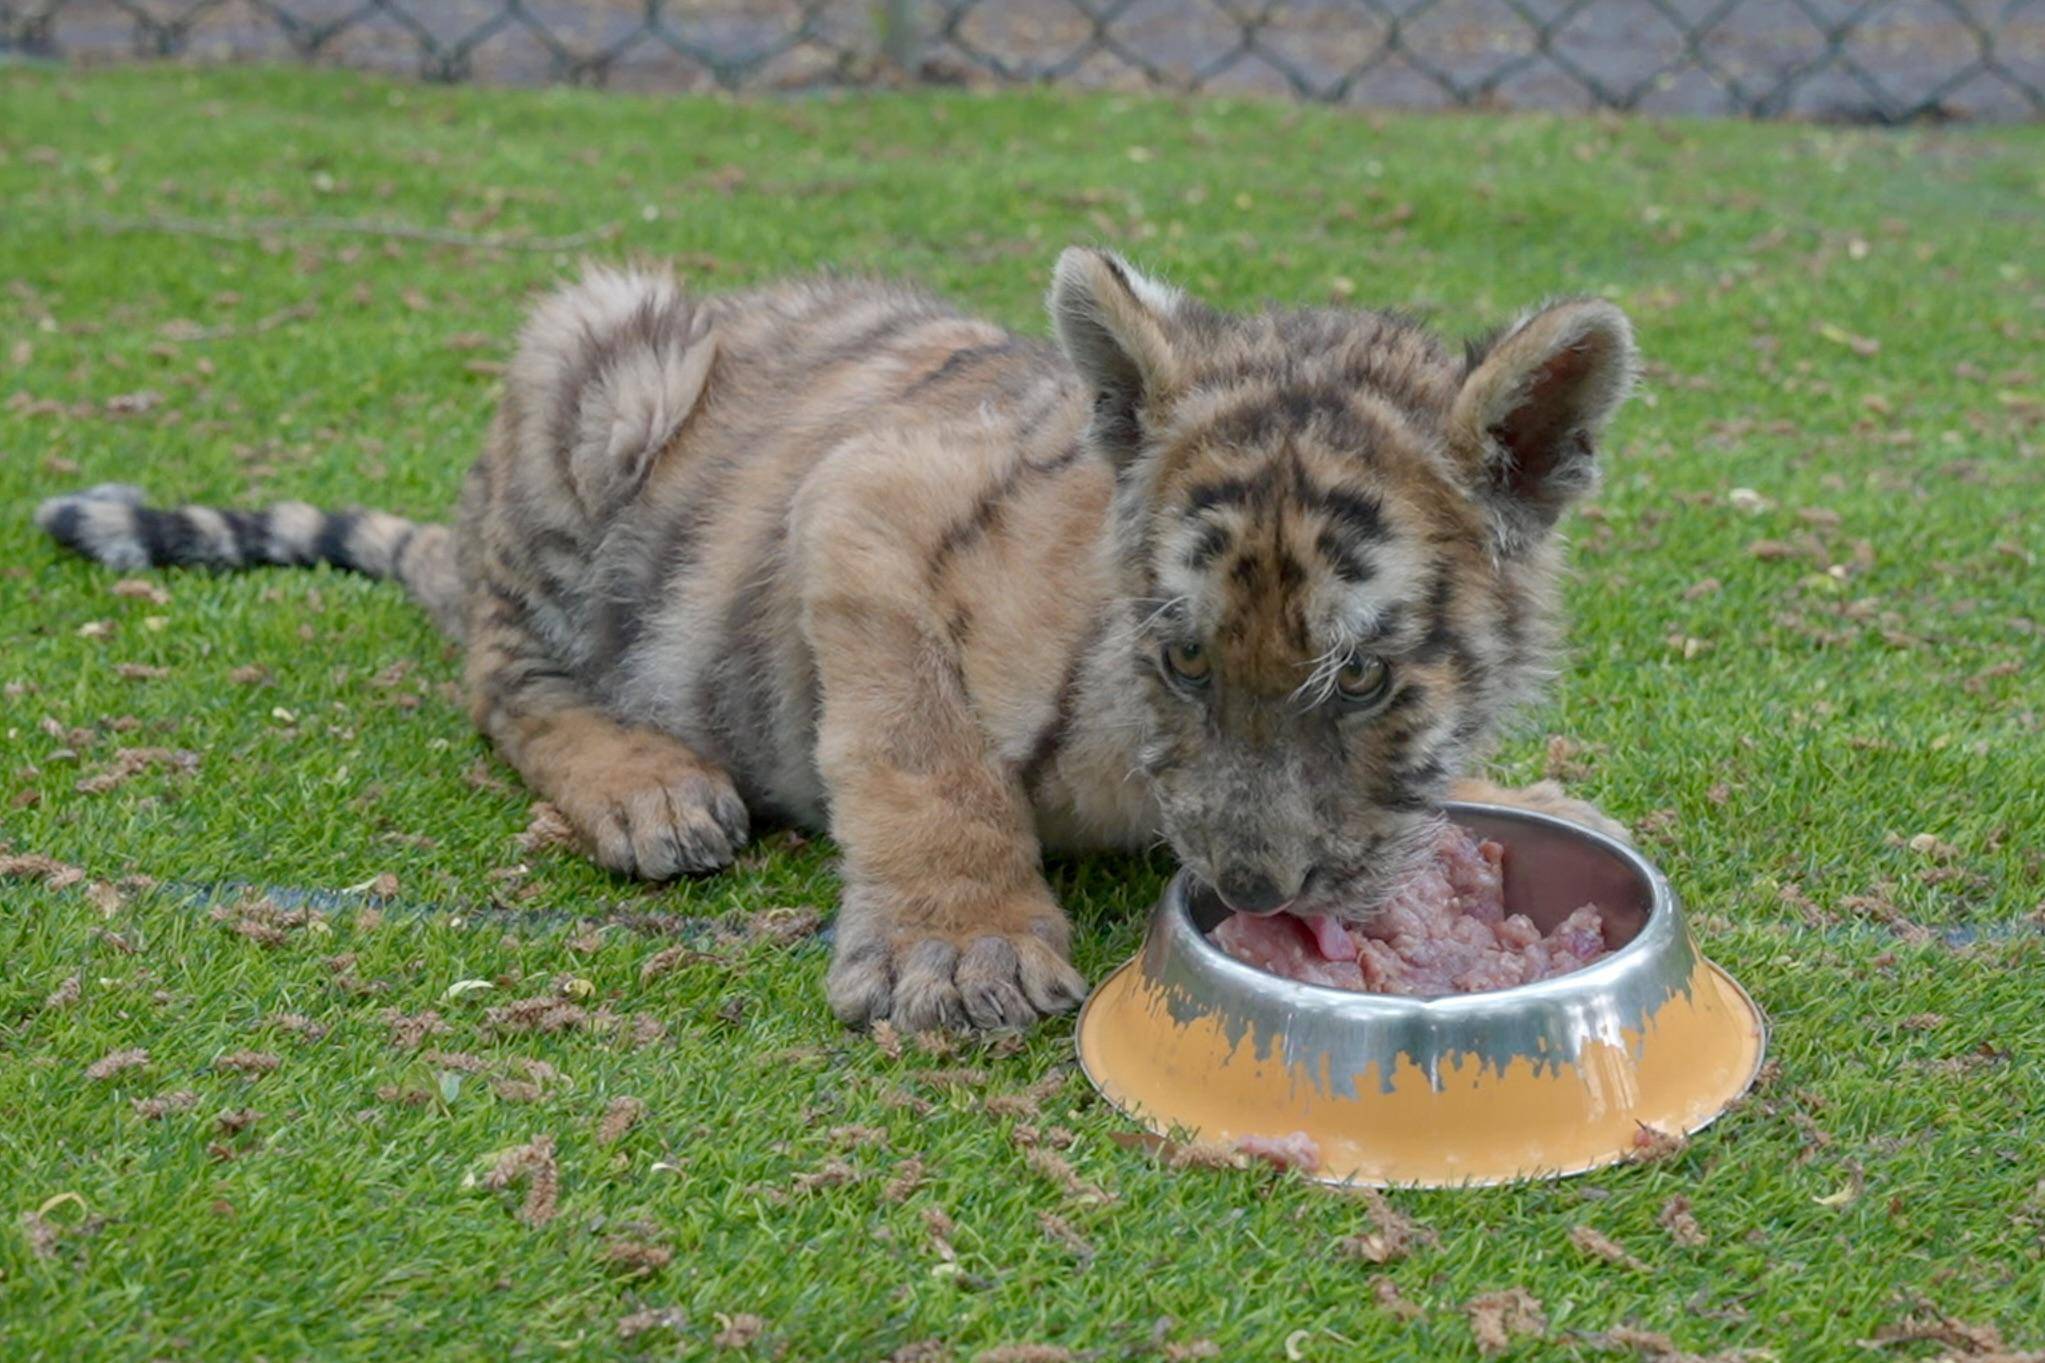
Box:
(3, 66), (2043, 1362)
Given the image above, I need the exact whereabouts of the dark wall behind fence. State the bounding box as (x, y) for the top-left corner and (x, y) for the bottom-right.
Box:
(3, 0), (2042, 122)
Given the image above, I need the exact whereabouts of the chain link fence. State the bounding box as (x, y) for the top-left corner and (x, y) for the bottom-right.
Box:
(3, 0), (2042, 121)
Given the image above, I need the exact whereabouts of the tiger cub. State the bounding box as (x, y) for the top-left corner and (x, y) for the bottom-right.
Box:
(37, 249), (1636, 1031)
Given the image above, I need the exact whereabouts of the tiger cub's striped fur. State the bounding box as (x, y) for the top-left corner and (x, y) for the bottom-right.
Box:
(37, 250), (1636, 1032)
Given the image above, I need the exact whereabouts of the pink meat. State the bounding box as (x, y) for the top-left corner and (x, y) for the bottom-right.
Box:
(1210, 823), (1611, 996)
(1233, 1130), (1322, 1173)
(1212, 911), (1366, 989)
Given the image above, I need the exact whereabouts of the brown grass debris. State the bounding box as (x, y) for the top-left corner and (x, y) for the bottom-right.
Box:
(598, 1096), (646, 1144)
(483, 1134), (560, 1227)
(1, 853), (87, 890)
(74, 746), (199, 795)
(86, 1048), (149, 1080)
(216, 1107), (261, 1134)
(869, 1020), (904, 1058)
(1371, 1276), (1424, 1322)
(381, 1009), (451, 1049)
(790, 1158), (858, 1195)
(1467, 1288), (1546, 1357)
(1866, 1313), (2010, 1355)
(1629, 1123), (1689, 1163)
(639, 943), (710, 982)
(1161, 1139), (1242, 1170)
(711, 1312), (768, 1349)
(268, 1013), (329, 1041)
(746, 905), (823, 945)
(918, 1067), (988, 1089)
(1023, 1148), (1113, 1205)
(1658, 1195), (1708, 1247)
(215, 1049), (281, 1076)
(485, 995), (589, 1035)
(616, 1307), (688, 1341)
(1339, 1189), (1441, 1264)
(600, 1237), (672, 1276)
(132, 1089), (199, 1119)
(20, 1210), (63, 1260)
(517, 801), (577, 853)
(882, 1157), (926, 1203)
(1036, 1211), (1095, 1260)
(1571, 1224), (1650, 1271)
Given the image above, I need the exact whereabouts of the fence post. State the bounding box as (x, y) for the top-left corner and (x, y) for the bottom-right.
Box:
(879, 0), (921, 74)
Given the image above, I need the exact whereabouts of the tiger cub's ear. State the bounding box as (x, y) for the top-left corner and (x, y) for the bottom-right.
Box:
(1048, 248), (1186, 471)
(1452, 298), (1637, 554)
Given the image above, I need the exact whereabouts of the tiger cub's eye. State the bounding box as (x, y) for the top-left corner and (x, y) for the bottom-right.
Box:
(1335, 654), (1392, 708)
(1162, 640), (1212, 687)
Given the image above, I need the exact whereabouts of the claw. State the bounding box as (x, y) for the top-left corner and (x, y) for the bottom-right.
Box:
(825, 890), (1087, 1035)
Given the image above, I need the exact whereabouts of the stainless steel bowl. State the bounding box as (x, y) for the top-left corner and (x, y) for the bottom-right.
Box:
(1076, 801), (1768, 1187)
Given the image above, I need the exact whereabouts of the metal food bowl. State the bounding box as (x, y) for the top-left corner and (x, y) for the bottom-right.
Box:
(1076, 801), (1767, 1187)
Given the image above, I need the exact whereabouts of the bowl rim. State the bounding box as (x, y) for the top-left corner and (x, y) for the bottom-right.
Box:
(1161, 799), (1681, 1014)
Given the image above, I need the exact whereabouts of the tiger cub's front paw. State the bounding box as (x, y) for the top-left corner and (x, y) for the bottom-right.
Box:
(552, 742), (751, 880)
(826, 884), (1088, 1033)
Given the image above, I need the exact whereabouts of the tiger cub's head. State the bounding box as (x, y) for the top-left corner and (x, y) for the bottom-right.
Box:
(1050, 248), (1636, 921)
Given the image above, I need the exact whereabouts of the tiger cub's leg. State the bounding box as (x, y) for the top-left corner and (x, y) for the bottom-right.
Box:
(466, 598), (750, 880)
(805, 588), (1088, 1033)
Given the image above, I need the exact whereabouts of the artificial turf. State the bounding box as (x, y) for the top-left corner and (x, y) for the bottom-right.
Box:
(1, 65), (2041, 1362)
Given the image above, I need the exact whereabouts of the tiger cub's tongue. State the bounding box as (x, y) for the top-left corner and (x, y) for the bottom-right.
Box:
(1296, 912), (1357, 962)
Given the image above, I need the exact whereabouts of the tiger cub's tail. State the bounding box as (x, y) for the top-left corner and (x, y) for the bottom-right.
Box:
(35, 482), (463, 638)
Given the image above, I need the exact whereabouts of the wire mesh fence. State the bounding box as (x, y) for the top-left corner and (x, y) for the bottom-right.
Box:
(3, 0), (2042, 121)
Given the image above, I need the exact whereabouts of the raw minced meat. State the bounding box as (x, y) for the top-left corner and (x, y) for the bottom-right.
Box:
(1210, 823), (1610, 995)
(1232, 1130), (1321, 1173)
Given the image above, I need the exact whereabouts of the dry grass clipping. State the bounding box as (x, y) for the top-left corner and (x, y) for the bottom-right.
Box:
(43, 974), (81, 1010)
(597, 1096), (645, 1145)
(85, 1048), (149, 1080)
(1036, 1211), (1096, 1260)
(1371, 1276), (1425, 1322)
(1658, 1195), (1708, 1247)
(1467, 1288), (1546, 1357)
(215, 1108), (261, 1135)
(483, 1134), (560, 1227)
(74, 746), (199, 795)
(790, 1158), (858, 1195)
(617, 1307), (688, 1341)
(1584, 1326), (1779, 1362)
(1338, 1189), (1440, 1264)
(869, 1020), (904, 1058)
(600, 1236), (672, 1277)
(517, 801), (577, 852)
(1629, 1122), (1690, 1163)
(711, 1312), (768, 1349)
(132, 1089), (198, 1119)
(1570, 1224), (1650, 1272)
(381, 1009), (451, 1049)
(215, 1049), (282, 1076)
(1, 854), (88, 890)
(883, 1157), (926, 1203)
(1023, 1148), (1113, 1205)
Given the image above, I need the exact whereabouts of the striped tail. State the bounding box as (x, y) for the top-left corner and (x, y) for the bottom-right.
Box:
(35, 483), (464, 638)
